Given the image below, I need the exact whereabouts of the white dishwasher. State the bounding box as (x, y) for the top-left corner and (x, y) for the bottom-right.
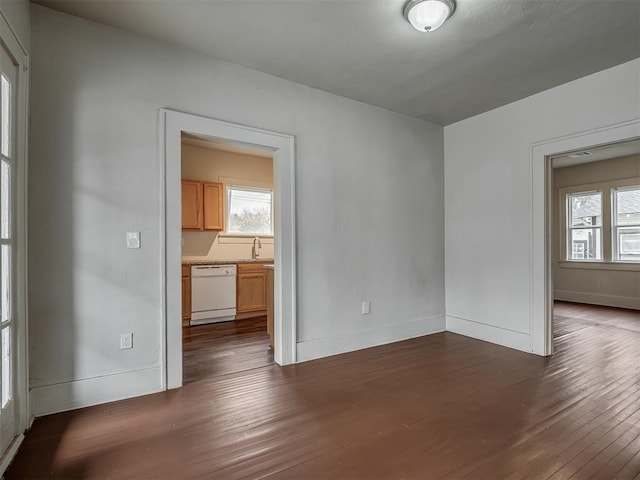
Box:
(190, 265), (237, 325)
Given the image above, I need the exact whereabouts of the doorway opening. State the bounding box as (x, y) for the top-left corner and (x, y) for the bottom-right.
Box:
(160, 110), (297, 390)
(531, 123), (640, 356)
(180, 134), (276, 383)
(548, 139), (640, 349)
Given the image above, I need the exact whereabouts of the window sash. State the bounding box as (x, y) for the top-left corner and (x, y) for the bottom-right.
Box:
(567, 226), (602, 261)
(566, 191), (603, 261)
(225, 185), (274, 236)
(612, 185), (640, 261)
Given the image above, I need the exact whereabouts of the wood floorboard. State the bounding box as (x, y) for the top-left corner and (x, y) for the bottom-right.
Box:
(6, 301), (640, 479)
(182, 316), (273, 383)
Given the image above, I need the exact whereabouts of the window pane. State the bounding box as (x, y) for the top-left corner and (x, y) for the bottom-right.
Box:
(570, 227), (601, 260)
(617, 227), (640, 261)
(1, 74), (9, 157)
(1, 244), (9, 323)
(1, 159), (9, 239)
(2, 326), (11, 408)
(616, 187), (640, 226)
(570, 192), (602, 227)
(227, 188), (272, 234)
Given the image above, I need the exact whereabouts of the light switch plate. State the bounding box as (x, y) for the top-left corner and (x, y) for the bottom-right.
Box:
(362, 301), (371, 315)
(120, 332), (133, 349)
(127, 231), (141, 249)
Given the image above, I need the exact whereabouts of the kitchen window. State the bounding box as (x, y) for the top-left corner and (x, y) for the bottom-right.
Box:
(561, 178), (640, 265)
(225, 185), (273, 236)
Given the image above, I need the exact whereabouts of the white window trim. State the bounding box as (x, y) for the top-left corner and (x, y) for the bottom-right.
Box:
(559, 176), (640, 271)
(612, 184), (640, 262)
(565, 189), (603, 262)
(0, 9), (30, 472)
(222, 183), (274, 238)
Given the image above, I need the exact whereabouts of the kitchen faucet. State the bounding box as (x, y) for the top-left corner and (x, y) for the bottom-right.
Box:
(252, 237), (262, 260)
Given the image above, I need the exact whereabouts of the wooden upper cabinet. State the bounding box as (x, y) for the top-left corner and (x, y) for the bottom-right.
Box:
(203, 182), (224, 231)
(182, 180), (203, 230)
(181, 180), (224, 231)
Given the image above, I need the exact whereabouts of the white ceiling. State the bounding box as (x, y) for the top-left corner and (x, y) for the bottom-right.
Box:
(33, 0), (640, 125)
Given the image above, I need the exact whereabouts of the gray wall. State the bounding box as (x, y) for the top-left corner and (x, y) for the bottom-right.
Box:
(29, 5), (445, 413)
(553, 155), (640, 309)
(444, 59), (640, 352)
(0, 0), (29, 53)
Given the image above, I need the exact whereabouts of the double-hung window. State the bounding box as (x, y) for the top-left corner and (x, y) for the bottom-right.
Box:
(567, 191), (602, 260)
(562, 179), (640, 264)
(613, 186), (640, 261)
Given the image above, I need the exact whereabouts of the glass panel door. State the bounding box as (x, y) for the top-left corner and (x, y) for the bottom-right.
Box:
(0, 43), (16, 455)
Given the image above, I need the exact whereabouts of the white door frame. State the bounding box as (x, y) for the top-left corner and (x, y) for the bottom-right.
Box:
(0, 9), (29, 471)
(159, 109), (297, 389)
(530, 119), (640, 356)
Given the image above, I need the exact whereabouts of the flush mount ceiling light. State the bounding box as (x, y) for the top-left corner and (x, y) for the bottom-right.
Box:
(403, 0), (456, 33)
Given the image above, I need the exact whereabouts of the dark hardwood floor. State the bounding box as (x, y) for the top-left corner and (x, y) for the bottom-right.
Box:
(183, 316), (273, 383)
(7, 302), (640, 479)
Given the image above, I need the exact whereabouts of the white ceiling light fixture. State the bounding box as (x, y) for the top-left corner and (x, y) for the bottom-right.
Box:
(403, 0), (456, 33)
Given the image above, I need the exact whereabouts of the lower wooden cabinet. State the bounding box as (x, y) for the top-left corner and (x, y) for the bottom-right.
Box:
(266, 267), (274, 348)
(181, 262), (272, 326)
(236, 263), (271, 317)
(182, 265), (191, 326)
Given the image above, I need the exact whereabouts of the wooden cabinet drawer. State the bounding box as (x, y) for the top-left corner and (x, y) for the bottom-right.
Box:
(237, 262), (271, 273)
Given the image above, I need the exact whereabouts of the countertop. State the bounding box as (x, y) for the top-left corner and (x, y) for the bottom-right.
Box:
(182, 258), (274, 266)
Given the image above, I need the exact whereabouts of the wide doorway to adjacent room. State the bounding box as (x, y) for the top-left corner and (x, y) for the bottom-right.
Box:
(549, 138), (640, 350)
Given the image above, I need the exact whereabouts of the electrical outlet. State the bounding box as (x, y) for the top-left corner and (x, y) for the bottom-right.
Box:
(362, 301), (371, 315)
(126, 231), (141, 249)
(120, 332), (133, 349)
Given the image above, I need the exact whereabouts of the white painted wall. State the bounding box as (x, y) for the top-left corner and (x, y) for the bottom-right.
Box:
(0, 0), (29, 54)
(553, 155), (640, 310)
(181, 144), (275, 262)
(29, 6), (444, 414)
(444, 59), (640, 352)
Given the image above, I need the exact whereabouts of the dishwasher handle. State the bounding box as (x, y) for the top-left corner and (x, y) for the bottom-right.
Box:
(191, 264), (237, 277)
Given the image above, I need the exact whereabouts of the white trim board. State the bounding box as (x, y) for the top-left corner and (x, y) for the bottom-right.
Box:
(530, 120), (640, 356)
(0, 6), (30, 456)
(159, 109), (297, 390)
(0, 434), (24, 477)
(30, 367), (162, 417)
(297, 315), (445, 363)
(446, 315), (531, 353)
(554, 291), (640, 311)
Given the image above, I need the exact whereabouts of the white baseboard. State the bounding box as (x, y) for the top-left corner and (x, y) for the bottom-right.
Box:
(296, 315), (445, 363)
(555, 290), (640, 310)
(31, 367), (162, 417)
(0, 433), (24, 477)
(445, 315), (531, 353)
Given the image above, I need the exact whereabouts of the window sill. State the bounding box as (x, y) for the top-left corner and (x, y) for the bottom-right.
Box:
(558, 261), (640, 272)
